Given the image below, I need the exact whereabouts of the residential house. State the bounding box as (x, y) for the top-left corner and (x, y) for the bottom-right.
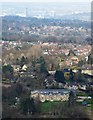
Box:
(31, 89), (70, 102)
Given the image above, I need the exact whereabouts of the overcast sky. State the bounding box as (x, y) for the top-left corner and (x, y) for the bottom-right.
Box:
(0, 0), (92, 2)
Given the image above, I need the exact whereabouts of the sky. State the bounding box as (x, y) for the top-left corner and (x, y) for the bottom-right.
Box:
(0, 0), (91, 18)
(0, 0), (92, 2)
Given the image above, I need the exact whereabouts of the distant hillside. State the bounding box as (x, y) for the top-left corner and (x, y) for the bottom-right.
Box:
(61, 12), (91, 21)
(2, 16), (91, 44)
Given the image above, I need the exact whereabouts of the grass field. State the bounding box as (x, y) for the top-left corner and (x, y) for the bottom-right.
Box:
(77, 93), (93, 110)
(40, 101), (67, 113)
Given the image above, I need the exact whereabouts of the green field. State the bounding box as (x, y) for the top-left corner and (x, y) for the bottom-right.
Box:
(76, 92), (93, 110)
(40, 101), (67, 113)
(77, 92), (89, 96)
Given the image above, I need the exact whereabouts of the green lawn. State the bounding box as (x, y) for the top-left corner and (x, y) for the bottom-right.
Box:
(77, 92), (89, 96)
(77, 96), (93, 110)
(40, 101), (67, 113)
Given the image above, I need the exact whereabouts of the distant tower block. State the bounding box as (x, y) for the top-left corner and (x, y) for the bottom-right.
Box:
(25, 8), (28, 17)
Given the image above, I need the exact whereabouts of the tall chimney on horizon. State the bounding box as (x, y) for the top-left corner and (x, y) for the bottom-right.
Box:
(25, 8), (28, 17)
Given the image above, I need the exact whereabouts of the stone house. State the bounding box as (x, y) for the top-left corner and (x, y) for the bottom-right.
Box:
(31, 89), (70, 102)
